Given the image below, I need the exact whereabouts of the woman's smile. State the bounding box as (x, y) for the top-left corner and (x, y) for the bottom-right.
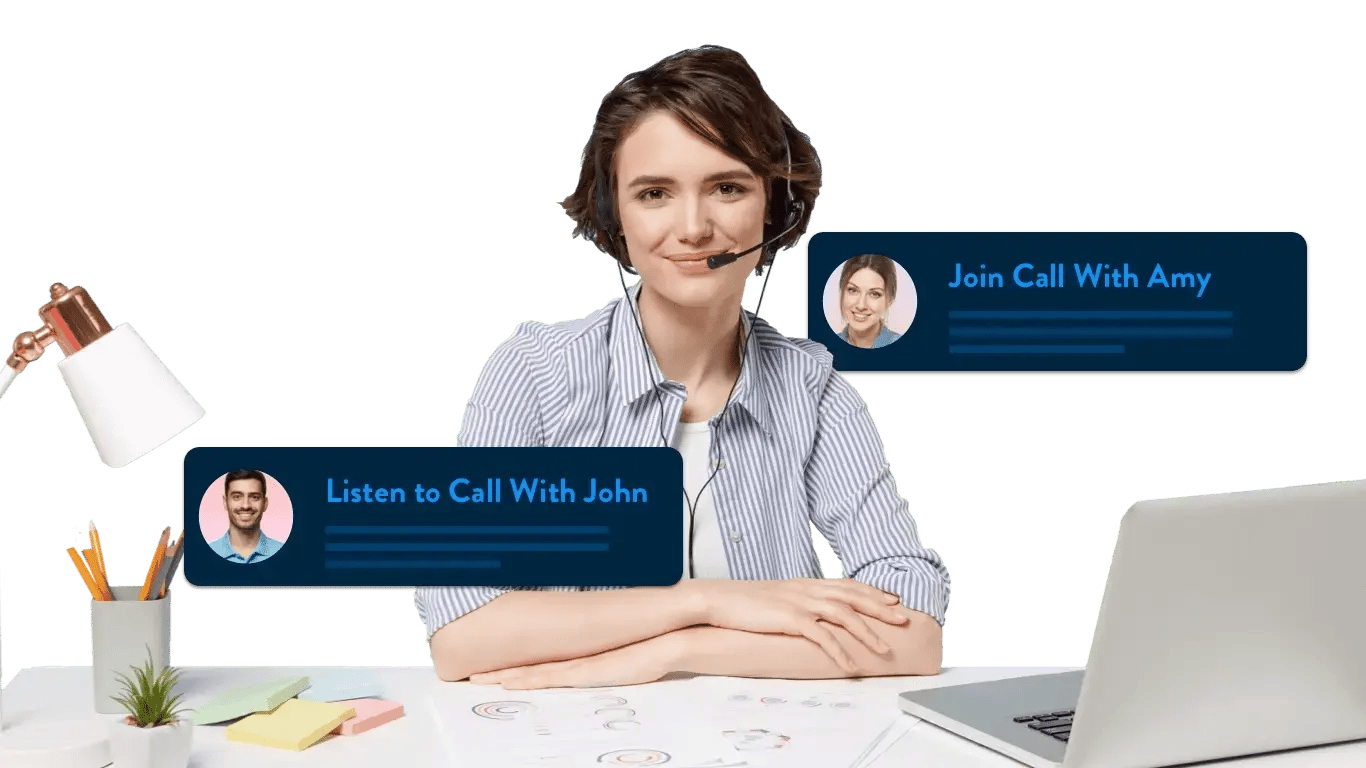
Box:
(667, 251), (726, 274)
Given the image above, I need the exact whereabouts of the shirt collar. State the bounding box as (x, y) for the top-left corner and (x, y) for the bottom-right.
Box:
(609, 282), (773, 438)
(216, 531), (272, 562)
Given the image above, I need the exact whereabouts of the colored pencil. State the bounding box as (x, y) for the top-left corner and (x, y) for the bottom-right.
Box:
(89, 521), (109, 591)
(81, 543), (112, 598)
(158, 531), (185, 599)
(139, 527), (171, 600)
(67, 543), (107, 598)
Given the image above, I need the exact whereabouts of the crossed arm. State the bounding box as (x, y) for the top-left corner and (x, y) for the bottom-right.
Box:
(438, 332), (947, 688)
(429, 578), (942, 689)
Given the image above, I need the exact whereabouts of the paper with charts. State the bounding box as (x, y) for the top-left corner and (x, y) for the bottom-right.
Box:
(426, 676), (900, 767)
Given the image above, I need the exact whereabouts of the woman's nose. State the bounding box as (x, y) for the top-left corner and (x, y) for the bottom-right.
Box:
(676, 196), (713, 243)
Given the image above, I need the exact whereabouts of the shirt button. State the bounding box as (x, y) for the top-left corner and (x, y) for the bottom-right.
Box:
(730, 531), (742, 543)
(716, 460), (727, 469)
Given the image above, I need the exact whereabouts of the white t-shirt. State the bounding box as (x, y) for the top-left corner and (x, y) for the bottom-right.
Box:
(672, 420), (732, 580)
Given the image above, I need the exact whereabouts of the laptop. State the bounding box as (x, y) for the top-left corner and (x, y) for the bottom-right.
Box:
(898, 479), (1366, 768)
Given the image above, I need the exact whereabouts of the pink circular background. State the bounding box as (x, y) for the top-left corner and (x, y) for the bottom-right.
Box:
(199, 471), (295, 544)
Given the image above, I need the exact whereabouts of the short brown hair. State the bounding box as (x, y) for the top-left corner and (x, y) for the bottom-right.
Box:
(839, 255), (898, 301)
(562, 45), (821, 273)
(224, 468), (267, 496)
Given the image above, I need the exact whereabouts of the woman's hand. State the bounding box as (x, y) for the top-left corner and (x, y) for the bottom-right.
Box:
(683, 579), (909, 673)
(468, 633), (682, 690)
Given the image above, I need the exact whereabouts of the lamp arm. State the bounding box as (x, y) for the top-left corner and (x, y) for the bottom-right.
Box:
(2, 323), (57, 402)
(0, 364), (15, 400)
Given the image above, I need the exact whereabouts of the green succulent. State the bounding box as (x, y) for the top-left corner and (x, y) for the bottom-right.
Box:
(111, 647), (192, 728)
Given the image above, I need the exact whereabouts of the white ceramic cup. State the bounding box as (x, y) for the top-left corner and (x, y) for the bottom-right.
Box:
(91, 586), (172, 714)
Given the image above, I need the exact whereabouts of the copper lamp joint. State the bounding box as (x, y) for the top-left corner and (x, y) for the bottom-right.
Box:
(6, 283), (113, 372)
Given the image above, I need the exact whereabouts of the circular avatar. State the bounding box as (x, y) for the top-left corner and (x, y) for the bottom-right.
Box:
(198, 469), (294, 564)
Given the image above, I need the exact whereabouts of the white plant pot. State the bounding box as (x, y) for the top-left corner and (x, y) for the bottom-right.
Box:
(108, 718), (193, 768)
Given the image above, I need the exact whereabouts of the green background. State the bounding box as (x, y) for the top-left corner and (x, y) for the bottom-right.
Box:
(2, 2), (1366, 683)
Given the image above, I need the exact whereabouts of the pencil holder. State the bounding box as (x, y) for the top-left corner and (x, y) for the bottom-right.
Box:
(91, 586), (172, 714)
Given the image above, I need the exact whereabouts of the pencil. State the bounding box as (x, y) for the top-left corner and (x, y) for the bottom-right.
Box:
(82, 548), (113, 601)
(149, 536), (177, 600)
(66, 547), (104, 600)
(139, 526), (171, 601)
(89, 521), (108, 590)
(158, 531), (185, 599)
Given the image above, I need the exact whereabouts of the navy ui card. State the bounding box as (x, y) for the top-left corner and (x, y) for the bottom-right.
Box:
(185, 447), (683, 587)
(809, 233), (1306, 371)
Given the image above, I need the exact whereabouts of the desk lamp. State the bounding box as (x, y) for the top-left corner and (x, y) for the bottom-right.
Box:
(0, 283), (204, 768)
(0, 284), (205, 466)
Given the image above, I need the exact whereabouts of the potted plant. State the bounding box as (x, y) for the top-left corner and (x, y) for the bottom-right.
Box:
(107, 649), (194, 768)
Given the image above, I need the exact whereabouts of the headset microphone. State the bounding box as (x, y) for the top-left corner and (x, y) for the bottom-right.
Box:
(705, 199), (806, 270)
(705, 241), (764, 270)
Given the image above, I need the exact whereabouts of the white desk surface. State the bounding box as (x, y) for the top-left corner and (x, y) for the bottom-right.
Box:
(5, 665), (1365, 767)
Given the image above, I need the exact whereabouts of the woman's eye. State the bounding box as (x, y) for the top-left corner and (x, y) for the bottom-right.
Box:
(717, 183), (745, 197)
(638, 189), (665, 202)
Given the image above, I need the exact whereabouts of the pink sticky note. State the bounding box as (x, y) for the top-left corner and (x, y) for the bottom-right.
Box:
(330, 698), (404, 736)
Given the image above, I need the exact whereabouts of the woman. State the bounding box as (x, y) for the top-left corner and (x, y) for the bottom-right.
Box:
(416, 46), (949, 689)
(837, 254), (903, 349)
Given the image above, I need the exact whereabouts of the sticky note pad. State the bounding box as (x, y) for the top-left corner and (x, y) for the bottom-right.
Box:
(190, 676), (310, 725)
(330, 698), (404, 735)
(297, 669), (383, 702)
(225, 698), (356, 750)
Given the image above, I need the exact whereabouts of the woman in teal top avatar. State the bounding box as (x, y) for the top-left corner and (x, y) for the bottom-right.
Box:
(836, 254), (902, 349)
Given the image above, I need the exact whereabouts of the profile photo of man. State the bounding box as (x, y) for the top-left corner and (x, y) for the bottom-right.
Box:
(210, 468), (283, 564)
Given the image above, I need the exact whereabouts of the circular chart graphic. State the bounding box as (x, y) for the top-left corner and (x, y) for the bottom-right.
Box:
(472, 701), (533, 720)
(760, 697), (786, 705)
(597, 749), (671, 765)
(594, 707), (637, 718)
(592, 695), (629, 707)
(603, 719), (641, 730)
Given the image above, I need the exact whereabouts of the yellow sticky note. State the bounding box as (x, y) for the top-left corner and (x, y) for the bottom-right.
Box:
(225, 698), (356, 750)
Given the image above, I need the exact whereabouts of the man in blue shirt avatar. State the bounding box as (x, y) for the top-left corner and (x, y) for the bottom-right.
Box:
(210, 468), (283, 564)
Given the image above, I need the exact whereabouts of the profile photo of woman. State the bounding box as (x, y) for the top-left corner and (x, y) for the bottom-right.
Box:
(416, 46), (949, 689)
(836, 254), (903, 349)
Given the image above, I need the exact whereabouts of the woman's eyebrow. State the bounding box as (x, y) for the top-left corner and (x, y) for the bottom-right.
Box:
(625, 169), (757, 189)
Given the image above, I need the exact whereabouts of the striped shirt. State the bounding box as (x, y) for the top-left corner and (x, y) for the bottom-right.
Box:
(414, 283), (950, 640)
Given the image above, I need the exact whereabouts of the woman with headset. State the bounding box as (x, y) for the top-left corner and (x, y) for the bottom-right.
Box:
(416, 46), (950, 689)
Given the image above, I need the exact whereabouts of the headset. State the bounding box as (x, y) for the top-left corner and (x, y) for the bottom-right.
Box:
(596, 119), (805, 577)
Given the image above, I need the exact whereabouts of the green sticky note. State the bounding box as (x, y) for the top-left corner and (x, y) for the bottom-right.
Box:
(189, 676), (310, 725)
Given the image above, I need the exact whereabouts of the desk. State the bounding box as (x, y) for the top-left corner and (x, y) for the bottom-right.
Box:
(5, 666), (1364, 767)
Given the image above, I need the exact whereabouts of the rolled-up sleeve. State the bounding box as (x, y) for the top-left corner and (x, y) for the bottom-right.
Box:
(804, 373), (951, 626)
(414, 324), (557, 641)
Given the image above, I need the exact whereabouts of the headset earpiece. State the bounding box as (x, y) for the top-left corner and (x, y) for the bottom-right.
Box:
(594, 183), (615, 240)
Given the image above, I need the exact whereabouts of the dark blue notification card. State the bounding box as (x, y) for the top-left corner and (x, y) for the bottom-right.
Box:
(808, 233), (1306, 371)
(185, 447), (682, 587)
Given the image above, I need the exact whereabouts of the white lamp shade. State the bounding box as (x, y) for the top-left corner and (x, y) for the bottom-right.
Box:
(58, 323), (205, 468)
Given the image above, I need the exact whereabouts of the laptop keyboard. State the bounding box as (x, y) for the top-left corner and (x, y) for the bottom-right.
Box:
(1012, 710), (1074, 742)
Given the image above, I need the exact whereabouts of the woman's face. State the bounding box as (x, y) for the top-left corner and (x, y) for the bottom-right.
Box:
(614, 111), (767, 309)
(841, 267), (890, 334)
